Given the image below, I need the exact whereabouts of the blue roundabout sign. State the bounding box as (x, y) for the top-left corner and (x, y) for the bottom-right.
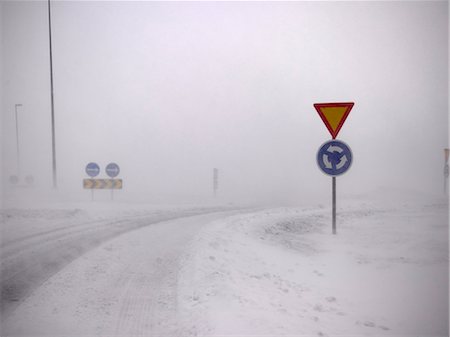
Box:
(317, 140), (353, 176)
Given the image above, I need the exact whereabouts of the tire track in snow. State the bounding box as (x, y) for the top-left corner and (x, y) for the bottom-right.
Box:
(1, 211), (242, 337)
(0, 207), (237, 320)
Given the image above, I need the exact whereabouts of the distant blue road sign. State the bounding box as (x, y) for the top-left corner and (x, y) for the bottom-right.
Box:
(86, 162), (100, 177)
(317, 140), (352, 176)
(106, 163), (120, 178)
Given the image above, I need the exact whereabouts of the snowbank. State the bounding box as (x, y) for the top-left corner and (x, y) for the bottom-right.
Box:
(178, 196), (449, 336)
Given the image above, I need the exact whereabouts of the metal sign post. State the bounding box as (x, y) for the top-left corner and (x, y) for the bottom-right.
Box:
(314, 102), (354, 235)
(332, 176), (336, 234)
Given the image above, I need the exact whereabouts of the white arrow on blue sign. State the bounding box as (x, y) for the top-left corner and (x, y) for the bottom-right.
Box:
(317, 140), (352, 176)
(86, 162), (100, 177)
(106, 163), (120, 178)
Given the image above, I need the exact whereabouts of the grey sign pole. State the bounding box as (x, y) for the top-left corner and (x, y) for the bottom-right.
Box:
(332, 177), (336, 234)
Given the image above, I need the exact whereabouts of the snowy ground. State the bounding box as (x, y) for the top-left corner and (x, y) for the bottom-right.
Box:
(0, 191), (448, 337)
(178, 194), (449, 337)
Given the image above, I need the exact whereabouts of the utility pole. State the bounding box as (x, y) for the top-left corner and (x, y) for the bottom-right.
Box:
(48, 0), (57, 188)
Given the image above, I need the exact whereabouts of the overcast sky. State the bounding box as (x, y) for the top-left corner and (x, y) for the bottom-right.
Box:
(1, 1), (448, 205)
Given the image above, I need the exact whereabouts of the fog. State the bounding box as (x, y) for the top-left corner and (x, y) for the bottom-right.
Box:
(1, 1), (448, 206)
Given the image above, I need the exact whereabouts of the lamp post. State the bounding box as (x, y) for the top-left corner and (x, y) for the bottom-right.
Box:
(14, 103), (22, 177)
(48, 0), (57, 188)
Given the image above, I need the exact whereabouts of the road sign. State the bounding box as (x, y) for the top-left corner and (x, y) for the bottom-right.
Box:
(314, 102), (354, 139)
(86, 162), (100, 177)
(317, 139), (353, 176)
(83, 179), (122, 189)
(106, 163), (120, 178)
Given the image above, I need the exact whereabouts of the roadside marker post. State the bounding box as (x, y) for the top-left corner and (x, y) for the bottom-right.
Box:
(314, 102), (354, 234)
(213, 168), (219, 197)
(444, 149), (449, 195)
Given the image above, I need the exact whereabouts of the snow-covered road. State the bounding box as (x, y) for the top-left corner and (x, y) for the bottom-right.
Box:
(1, 210), (242, 336)
(0, 205), (242, 331)
(0, 193), (448, 337)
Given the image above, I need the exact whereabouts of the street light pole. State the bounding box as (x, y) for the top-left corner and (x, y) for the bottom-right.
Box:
(14, 104), (22, 177)
(48, 0), (57, 188)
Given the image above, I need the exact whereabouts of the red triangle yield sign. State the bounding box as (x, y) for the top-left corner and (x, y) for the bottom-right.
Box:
(314, 102), (354, 139)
